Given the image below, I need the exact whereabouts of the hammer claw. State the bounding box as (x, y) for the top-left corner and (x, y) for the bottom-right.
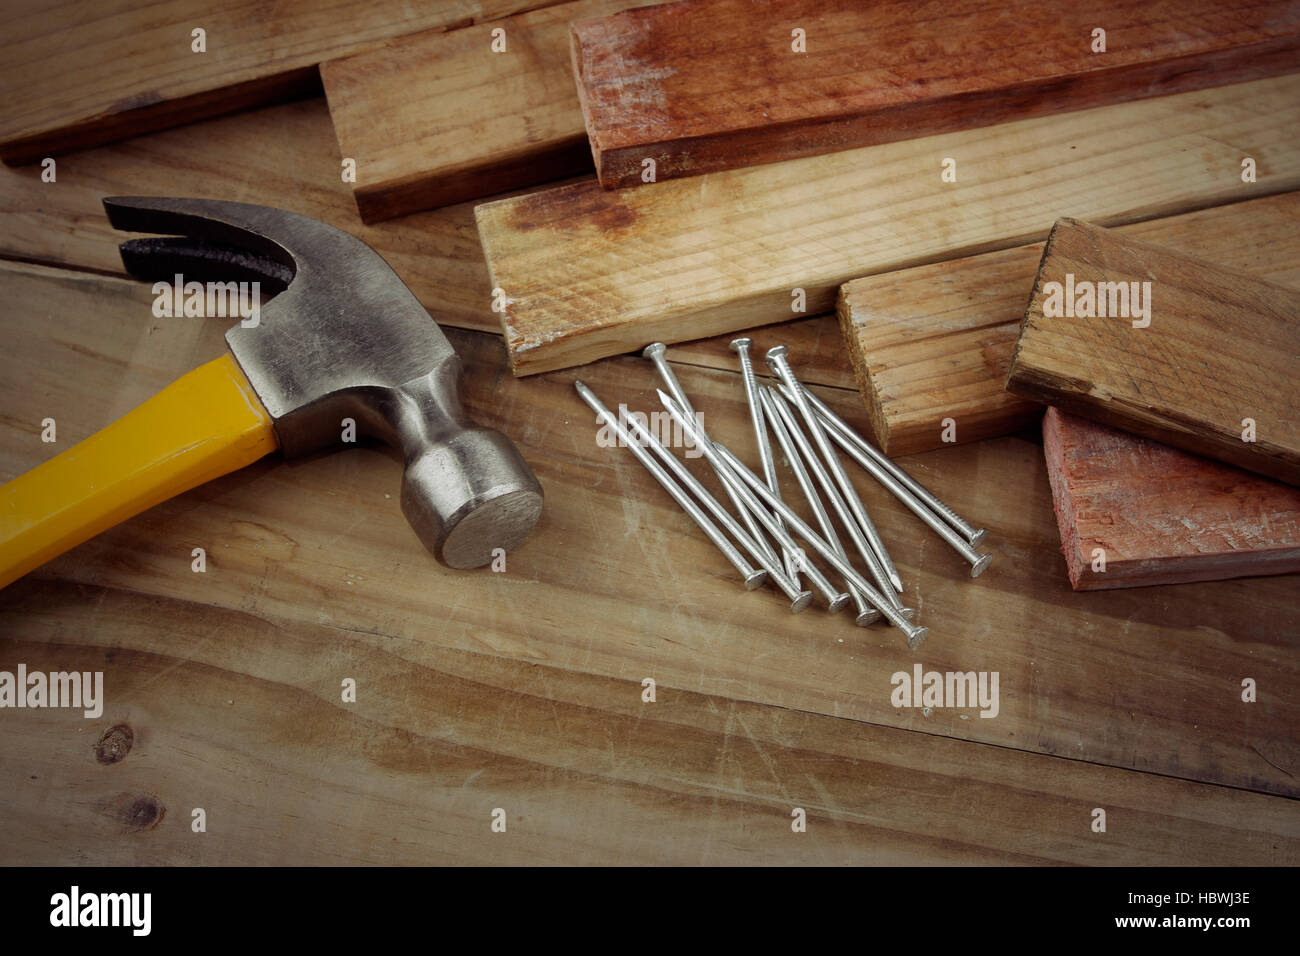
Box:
(104, 195), (300, 267)
(119, 237), (293, 296)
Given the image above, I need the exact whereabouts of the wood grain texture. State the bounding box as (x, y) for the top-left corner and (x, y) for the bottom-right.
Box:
(840, 191), (1300, 456)
(476, 75), (1300, 376)
(1007, 219), (1300, 485)
(0, 92), (860, 397)
(0, 97), (507, 335)
(323, 0), (646, 223)
(670, 314), (860, 391)
(0, 0), (566, 164)
(4, 588), (1298, 865)
(571, 0), (1300, 189)
(1043, 408), (1300, 591)
(2, 259), (1298, 818)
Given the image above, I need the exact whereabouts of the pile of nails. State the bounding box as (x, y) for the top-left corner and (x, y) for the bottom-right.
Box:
(575, 340), (994, 648)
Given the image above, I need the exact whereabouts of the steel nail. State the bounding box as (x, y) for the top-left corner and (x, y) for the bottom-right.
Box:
(642, 381), (842, 612)
(787, 383), (989, 548)
(715, 442), (927, 648)
(767, 387), (903, 614)
(782, 546), (851, 613)
(761, 389), (880, 626)
(820, 418), (993, 576)
(661, 389), (926, 647)
(642, 342), (698, 419)
(731, 337), (800, 587)
(767, 388), (910, 619)
(617, 404), (814, 611)
(764, 349), (905, 601)
(575, 381), (770, 592)
(643, 342), (780, 568)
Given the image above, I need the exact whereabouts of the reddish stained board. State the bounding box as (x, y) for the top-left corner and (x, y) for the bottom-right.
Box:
(570, 0), (1300, 188)
(1042, 408), (1300, 590)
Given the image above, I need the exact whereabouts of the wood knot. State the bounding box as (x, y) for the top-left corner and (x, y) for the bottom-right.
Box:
(123, 796), (165, 831)
(95, 724), (134, 764)
(95, 792), (167, 833)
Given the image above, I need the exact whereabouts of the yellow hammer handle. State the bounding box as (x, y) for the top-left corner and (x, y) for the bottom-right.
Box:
(0, 353), (277, 589)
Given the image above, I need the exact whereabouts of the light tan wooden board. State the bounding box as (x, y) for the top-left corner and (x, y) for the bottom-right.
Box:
(322, 0), (646, 222)
(2, 260), (1297, 808)
(839, 191), (1300, 456)
(476, 76), (1300, 376)
(0, 98), (502, 335)
(1008, 219), (1300, 484)
(3, 589), (1297, 864)
(0, 92), (858, 396)
(0, 0), (565, 163)
(667, 315), (860, 392)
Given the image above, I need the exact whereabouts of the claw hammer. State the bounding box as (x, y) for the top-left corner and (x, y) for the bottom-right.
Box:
(0, 197), (543, 587)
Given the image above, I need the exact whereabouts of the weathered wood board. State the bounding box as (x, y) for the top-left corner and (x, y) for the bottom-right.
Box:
(1007, 219), (1300, 485)
(6, 597), (1298, 865)
(839, 191), (1300, 456)
(1043, 408), (1300, 590)
(571, 0), (1300, 188)
(0, 98), (504, 335)
(476, 75), (1300, 376)
(0, 0), (566, 164)
(0, 88), (876, 476)
(323, 0), (646, 222)
(2, 258), (1297, 814)
(0, 93), (854, 395)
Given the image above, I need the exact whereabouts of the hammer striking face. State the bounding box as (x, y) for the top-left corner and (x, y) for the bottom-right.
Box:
(0, 197), (542, 587)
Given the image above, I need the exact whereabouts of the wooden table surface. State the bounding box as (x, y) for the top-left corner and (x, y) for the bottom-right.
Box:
(0, 96), (1297, 866)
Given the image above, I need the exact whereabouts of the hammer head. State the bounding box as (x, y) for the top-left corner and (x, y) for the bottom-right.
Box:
(104, 196), (542, 569)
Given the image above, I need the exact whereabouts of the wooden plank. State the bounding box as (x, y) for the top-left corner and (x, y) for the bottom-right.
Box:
(3, 259), (1298, 802)
(1043, 408), (1300, 590)
(0, 0), (564, 164)
(475, 75), (1300, 376)
(4, 588), (1298, 864)
(839, 243), (1048, 456)
(840, 191), (1300, 456)
(0, 97), (505, 335)
(322, 0), (646, 223)
(1007, 219), (1300, 485)
(571, 0), (1300, 189)
(0, 91), (858, 391)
